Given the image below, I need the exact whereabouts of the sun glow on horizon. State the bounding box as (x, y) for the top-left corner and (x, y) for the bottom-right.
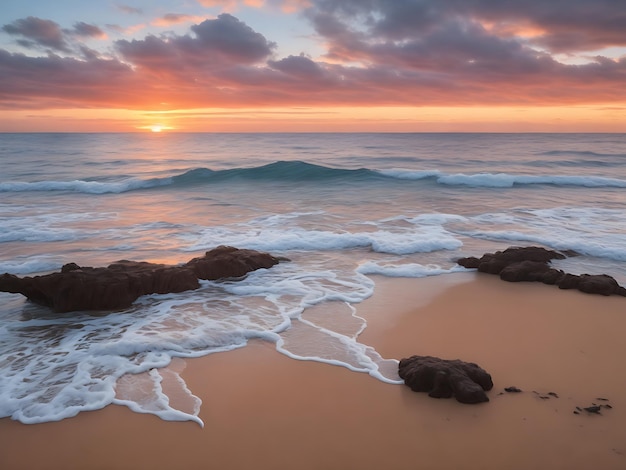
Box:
(136, 124), (175, 133)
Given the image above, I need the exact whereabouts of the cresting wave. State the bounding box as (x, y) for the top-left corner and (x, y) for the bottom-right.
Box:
(2, 161), (626, 194)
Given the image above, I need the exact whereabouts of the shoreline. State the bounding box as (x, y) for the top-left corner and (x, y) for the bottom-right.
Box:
(1, 273), (625, 469)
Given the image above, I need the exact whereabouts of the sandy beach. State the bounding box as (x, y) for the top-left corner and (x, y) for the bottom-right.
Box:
(1, 272), (625, 470)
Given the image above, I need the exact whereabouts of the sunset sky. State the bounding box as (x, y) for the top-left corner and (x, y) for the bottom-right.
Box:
(1, 0), (625, 132)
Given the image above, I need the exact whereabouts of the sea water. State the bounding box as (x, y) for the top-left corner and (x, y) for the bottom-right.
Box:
(1, 133), (625, 426)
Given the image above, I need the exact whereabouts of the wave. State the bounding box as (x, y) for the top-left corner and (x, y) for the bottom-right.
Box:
(170, 161), (377, 184)
(2, 161), (626, 194)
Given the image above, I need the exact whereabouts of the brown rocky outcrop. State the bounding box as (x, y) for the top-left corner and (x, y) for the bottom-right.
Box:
(457, 246), (626, 297)
(398, 355), (493, 404)
(0, 246), (281, 313)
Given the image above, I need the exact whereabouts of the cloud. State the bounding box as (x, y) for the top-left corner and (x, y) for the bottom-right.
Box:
(116, 13), (276, 72)
(2, 16), (70, 52)
(305, 0), (626, 55)
(71, 22), (107, 39)
(269, 54), (326, 77)
(0, 49), (138, 109)
(116, 5), (143, 15)
(452, 0), (626, 53)
(196, 0), (242, 10)
(152, 14), (209, 27)
(2, 17), (107, 54)
(190, 14), (276, 61)
(197, 0), (311, 13)
(0, 7), (625, 113)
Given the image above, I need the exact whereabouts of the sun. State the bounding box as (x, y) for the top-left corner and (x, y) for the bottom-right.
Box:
(137, 124), (174, 132)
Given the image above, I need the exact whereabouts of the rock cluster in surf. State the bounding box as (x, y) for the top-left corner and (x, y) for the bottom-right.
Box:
(457, 246), (626, 297)
(0, 245), (281, 313)
(398, 355), (493, 404)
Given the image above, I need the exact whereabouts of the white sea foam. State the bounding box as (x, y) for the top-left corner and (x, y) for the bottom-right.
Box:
(184, 225), (462, 255)
(378, 169), (626, 188)
(459, 207), (626, 263)
(114, 367), (204, 427)
(439, 173), (626, 188)
(0, 257), (63, 275)
(0, 256), (403, 425)
(377, 169), (442, 180)
(358, 261), (466, 278)
(0, 177), (170, 194)
(0, 212), (117, 243)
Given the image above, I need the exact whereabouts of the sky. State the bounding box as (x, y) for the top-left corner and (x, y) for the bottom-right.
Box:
(0, 0), (625, 132)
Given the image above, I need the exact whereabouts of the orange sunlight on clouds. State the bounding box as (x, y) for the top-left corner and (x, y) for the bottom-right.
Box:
(1, 2), (625, 133)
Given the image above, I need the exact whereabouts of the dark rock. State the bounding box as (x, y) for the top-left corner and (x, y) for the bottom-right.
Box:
(61, 263), (81, 273)
(539, 268), (565, 285)
(398, 355), (493, 404)
(456, 256), (481, 269)
(558, 273), (626, 296)
(185, 245), (279, 280)
(583, 405), (602, 414)
(499, 260), (561, 283)
(574, 400), (613, 416)
(0, 246), (280, 313)
(504, 386), (522, 393)
(457, 246), (626, 297)
(457, 246), (565, 274)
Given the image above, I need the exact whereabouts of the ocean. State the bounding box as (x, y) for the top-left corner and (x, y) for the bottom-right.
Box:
(1, 132), (625, 426)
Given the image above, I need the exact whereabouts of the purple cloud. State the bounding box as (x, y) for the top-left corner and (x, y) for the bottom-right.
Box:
(306, 0), (626, 54)
(190, 14), (277, 61)
(2, 17), (70, 52)
(116, 13), (275, 73)
(71, 22), (106, 39)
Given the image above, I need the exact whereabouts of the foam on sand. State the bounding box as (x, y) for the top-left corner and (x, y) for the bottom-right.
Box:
(2, 273), (625, 470)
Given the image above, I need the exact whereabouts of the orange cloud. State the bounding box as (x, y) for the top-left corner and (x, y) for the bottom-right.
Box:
(197, 0), (240, 10)
(152, 14), (210, 27)
(197, 0), (310, 13)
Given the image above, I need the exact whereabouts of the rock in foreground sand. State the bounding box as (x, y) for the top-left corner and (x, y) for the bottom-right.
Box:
(398, 355), (493, 404)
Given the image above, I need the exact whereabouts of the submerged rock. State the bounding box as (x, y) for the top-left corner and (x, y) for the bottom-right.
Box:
(0, 246), (281, 313)
(398, 355), (493, 404)
(457, 246), (626, 297)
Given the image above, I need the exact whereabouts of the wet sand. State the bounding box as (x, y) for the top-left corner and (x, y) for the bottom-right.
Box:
(2, 273), (626, 470)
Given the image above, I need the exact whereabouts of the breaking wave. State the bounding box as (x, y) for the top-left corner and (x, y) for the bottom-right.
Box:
(2, 161), (626, 194)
